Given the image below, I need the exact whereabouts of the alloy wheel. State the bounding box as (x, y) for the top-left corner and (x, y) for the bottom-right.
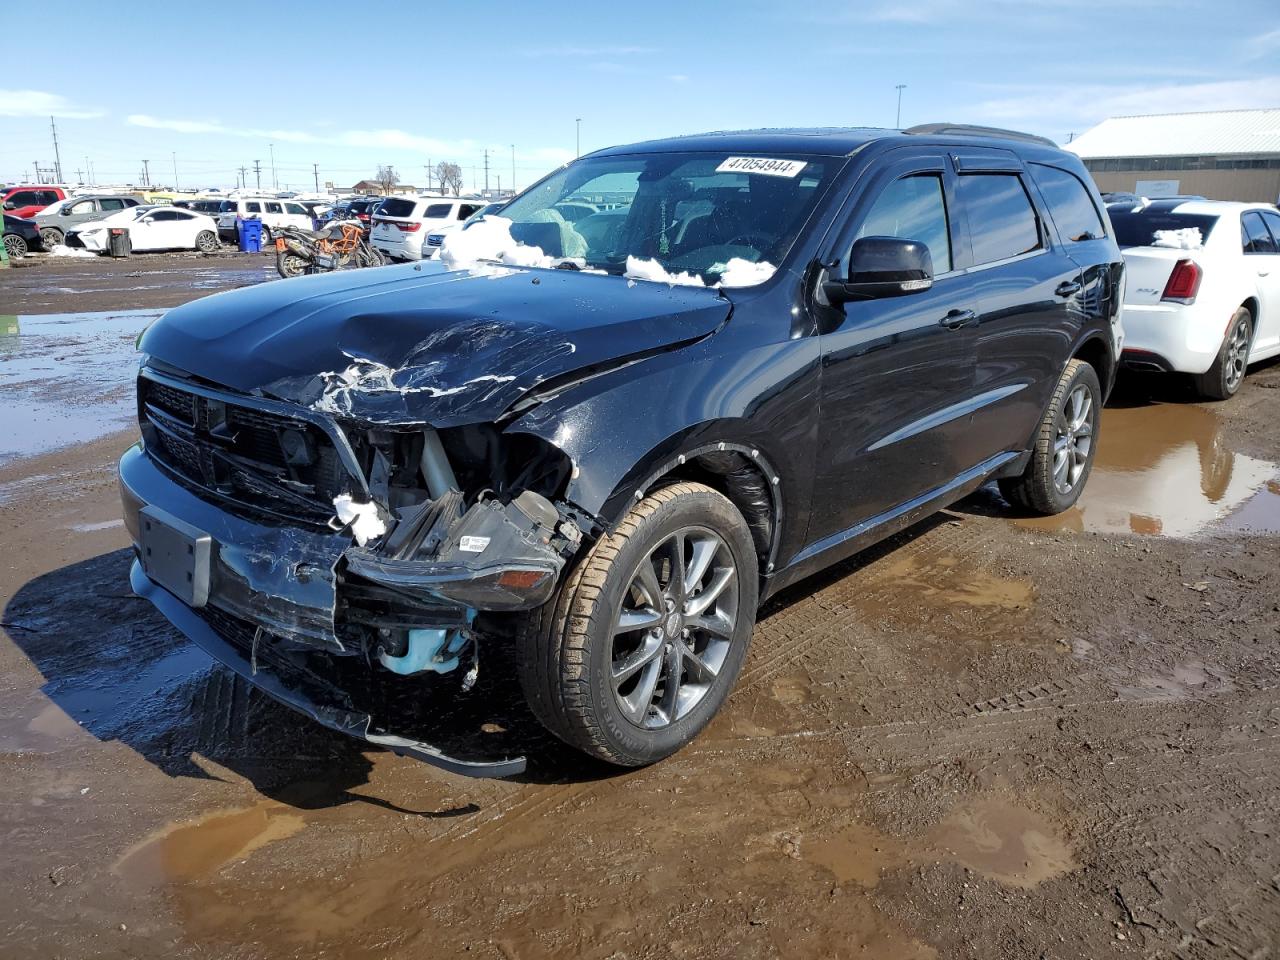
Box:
(1225, 318), (1250, 392)
(1053, 384), (1094, 494)
(610, 526), (739, 730)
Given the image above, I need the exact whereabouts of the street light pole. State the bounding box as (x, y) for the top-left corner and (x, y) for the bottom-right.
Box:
(575, 118), (582, 158)
(895, 84), (907, 129)
(269, 143), (277, 190)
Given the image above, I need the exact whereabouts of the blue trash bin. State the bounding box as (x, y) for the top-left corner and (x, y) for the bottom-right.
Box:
(237, 217), (263, 253)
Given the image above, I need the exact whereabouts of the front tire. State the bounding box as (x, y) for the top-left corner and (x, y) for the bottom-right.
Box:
(1194, 307), (1251, 401)
(999, 358), (1102, 515)
(517, 482), (758, 766)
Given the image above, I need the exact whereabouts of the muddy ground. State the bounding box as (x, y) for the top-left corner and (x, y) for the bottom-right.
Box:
(1, 258), (1279, 958)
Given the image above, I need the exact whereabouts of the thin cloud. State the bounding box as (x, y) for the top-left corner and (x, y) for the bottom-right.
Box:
(522, 44), (657, 57)
(1242, 27), (1280, 61)
(128, 114), (319, 142)
(0, 89), (104, 119)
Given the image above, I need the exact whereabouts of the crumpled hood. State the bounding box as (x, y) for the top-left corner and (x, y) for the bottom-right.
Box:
(140, 261), (731, 426)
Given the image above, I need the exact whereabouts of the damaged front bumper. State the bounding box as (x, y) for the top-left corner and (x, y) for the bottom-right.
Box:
(119, 444), (536, 777)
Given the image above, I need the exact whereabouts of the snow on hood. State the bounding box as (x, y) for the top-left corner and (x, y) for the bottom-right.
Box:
(332, 494), (386, 546)
(625, 255), (778, 289)
(1151, 227), (1203, 250)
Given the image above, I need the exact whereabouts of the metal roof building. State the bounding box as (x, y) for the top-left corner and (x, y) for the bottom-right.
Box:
(1067, 108), (1280, 202)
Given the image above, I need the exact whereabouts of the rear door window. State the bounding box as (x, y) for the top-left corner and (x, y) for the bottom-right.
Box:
(40, 191), (61, 205)
(958, 173), (1042, 265)
(853, 173), (953, 274)
(99, 198), (128, 211)
(1030, 164), (1105, 242)
(265, 202), (283, 214)
(1241, 211), (1277, 254)
(1260, 211), (1280, 247)
(244, 201), (262, 214)
(7, 190), (41, 207)
(423, 203), (453, 219)
(285, 202), (307, 215)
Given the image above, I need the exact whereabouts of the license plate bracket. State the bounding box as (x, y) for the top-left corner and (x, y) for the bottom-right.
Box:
(315, 254), (334, 269)
(139, 505), (212, 608)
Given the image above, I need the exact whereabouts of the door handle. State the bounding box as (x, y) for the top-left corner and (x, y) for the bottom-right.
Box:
(1055, 280), (1082, 297)
(1259, 270), (1271, 278)
(939, 309), (977, 330)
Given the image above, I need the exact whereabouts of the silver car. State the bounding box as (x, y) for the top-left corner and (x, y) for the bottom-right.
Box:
(34, 195), (143, 248)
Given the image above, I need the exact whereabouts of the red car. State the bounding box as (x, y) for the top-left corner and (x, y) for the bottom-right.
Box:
(2, 186), (66, 219)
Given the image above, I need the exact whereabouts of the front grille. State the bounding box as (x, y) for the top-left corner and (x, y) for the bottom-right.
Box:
(140, 376), (349, 525)
(426, 234), (443, 247)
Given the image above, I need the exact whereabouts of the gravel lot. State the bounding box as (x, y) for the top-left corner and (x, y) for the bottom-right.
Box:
(1, 255), (1279, 958)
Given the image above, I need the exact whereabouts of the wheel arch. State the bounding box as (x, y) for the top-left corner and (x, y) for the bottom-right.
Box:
(1071, 333), (1114, 400)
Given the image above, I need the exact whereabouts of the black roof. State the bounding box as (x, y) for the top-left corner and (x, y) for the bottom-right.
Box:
(590, 124), (1063, 159)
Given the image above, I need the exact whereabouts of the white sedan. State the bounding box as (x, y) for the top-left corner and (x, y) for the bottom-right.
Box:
(68, 205), (221, 255)
(1113, 199), (1280, 399)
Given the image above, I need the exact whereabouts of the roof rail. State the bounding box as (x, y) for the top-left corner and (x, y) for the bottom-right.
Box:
(903, 123), (1057, 148)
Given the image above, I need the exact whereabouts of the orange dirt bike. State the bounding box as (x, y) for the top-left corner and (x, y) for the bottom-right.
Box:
(274, 219), (386, 278)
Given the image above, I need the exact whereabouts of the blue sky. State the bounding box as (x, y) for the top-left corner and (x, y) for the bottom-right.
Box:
(2, 0), (1277, 192)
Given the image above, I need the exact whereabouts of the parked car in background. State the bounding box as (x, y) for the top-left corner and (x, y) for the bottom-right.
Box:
(68, 206), (220, 254)
(33, 194), (143, 248)
(214, 196), (313, 244)
(371, 197), (487, 261)
(328, 197), (385, 237)
(423, 201), (506, 256)
(1113, 199), (1280, 399)
(2, 186), (66, 219)
(3, 214), (44, 258)
(298, 200), (333, 223)
(121, 124), (1122, 773)
(185, 199), (227, 219)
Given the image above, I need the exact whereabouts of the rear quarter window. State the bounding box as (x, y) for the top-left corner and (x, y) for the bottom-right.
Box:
(1030, 164), (1105, 242)
(957, 173), (1042, 265)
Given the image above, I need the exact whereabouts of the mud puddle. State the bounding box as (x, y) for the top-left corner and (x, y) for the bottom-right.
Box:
(115, 801), (306, 886)
(0, 309), (159, 464)
(1013, 403), (1280, 537)
(802, 795), (1075, 892)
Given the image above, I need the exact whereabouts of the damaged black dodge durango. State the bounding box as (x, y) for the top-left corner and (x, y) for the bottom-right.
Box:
(121, 125), (1122, 775)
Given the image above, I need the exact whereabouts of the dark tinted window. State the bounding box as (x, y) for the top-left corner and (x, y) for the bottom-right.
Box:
(99, 198), (128, 210)
(458, 204), (482, 219)
(1108, 210), (1219, 248)
(1031, 164), (1105, 242)
(378, 197), (417, 218)
(958, 173), (1041, 264)
(7, 191), (41, 206)
(854, 174), (952, 273)
(1241, 211), (1276, 254)
(1261, 211), (1280, 247)
(265, 201), (283, 214)
(151, 210), (179, 221)
(424, 203), (453, 218)
(40, 191), (60, 205)
(244, 201), (262, 213)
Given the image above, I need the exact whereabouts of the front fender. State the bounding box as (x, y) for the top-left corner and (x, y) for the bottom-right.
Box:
(505, 336), (822, 568)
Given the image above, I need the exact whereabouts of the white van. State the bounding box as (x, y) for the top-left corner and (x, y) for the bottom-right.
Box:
(370, 197), (486, 261)
(215, 197), (314, 243)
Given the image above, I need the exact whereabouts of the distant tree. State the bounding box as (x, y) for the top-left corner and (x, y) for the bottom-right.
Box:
(435, 161), (463, 197)
(375, 164), (399, 193)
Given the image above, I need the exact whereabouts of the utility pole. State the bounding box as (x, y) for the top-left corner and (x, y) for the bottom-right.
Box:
(141, 159), (151, 187)
(238, 165), (248, 190)
(49, 116), (64, 182)
(75, 167), (83, 183)
(32, 160), (40, 184)
(313, 163), (320, 192)
(253, 159), (262, 191)
(269, 143), (277, 190)
(424, 163), (433, 192)
(483, 148), (490, 193)
(575, 118), (582, 157)
(894, 84), (907, 129)
(84, 156), (92, 185)
(511, 144), (516, 194)
(172, 152), (179, 192)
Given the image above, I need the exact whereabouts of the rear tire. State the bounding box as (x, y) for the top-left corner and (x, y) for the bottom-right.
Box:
(998, 358), (1102, 515)
(3, 234), (28, 258)
(195, 230), (218, 255)
(39, 227), (64, 250)
(276, 249), (309, 279)
(1194, 307), (1251, 401)
(517, 482), (758, 766)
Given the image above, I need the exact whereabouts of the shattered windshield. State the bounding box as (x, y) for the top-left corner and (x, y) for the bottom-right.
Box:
(483, 152), (839, 285)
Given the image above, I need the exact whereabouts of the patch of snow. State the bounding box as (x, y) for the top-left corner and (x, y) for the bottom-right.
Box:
(1151, 227), (1203, 250)
(439, 215), (553, 272)
(47, 244), (98, 259)
(712, 258), (777, 288)
(333, 494), (387, 546)
(623, 256), (706, 287)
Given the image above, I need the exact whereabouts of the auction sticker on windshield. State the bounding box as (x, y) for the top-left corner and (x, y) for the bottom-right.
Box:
(715, 157), (807, 178)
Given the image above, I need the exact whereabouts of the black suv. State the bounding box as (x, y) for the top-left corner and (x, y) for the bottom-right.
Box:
(121, 125), (1122, 775)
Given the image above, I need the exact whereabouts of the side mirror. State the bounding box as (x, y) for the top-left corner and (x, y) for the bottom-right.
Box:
(2, 201), (15, 211)
(824, 236), (934, 303)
